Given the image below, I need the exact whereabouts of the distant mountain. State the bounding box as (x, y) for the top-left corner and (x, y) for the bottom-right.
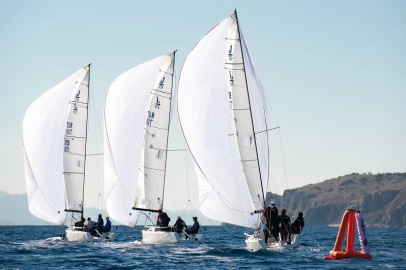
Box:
(0, 191), (53, 225)
(0, 191), (219, 226)
(3, 172), (405, 227)
(266, 172), (406, 228)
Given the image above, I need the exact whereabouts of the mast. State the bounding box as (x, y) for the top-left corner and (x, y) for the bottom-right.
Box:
(81, 63), (91, 219)
(160, 50), (176, 212)
(234, 9), (266, 208)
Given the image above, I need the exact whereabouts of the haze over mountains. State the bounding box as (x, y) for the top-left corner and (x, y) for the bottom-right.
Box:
(1, 173), (405, 227)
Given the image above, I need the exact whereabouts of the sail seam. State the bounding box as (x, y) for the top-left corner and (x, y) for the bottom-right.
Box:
(64, 136), (86, 139)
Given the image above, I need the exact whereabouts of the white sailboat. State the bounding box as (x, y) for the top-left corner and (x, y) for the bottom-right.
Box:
(23, 64), (116, 242)
(104, 52), (205, 244)
(177, 10), (301, 250)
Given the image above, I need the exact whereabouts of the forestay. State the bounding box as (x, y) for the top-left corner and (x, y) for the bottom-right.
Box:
(104, 53), (175, 227)
(23, 66), (90, 225)
(178, 13), (270, 229)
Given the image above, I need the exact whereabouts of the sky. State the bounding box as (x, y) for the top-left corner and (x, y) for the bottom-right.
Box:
(0, 0), (405, 211)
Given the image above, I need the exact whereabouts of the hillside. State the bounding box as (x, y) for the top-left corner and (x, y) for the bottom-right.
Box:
(266, 172), (406, 227)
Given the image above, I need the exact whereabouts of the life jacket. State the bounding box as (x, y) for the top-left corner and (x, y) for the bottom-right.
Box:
(191, 221), (200, 233)
(175, 219), (184, 231)
(279, 214), (290, 231)
(292, 217), (304, 233)
(160, 212), (170, 227)
(75, 221), (84, 228)
(262, 206), (270, 217)
(270, 208), (279, 224)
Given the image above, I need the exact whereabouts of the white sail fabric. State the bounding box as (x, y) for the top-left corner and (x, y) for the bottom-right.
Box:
(178, 14), (270, 229)
(239, 28), (270, 200)
(225, 15), (268, 209)
(134, 54), (175, 211)
(63, 69), (90, 212)
(104, 53), (174, 227)
(23, 66), (90, 225)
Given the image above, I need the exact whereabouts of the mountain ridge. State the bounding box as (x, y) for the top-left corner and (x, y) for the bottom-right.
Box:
(266, 172), (406, 227)
(2, 172), (405, 227)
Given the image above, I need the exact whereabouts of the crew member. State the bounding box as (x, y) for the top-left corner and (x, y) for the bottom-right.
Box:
(291, 212), (304, 234)
(186, 216), (200, 237)
(173, 216), (187, 233)
(279, 209), (291, 242)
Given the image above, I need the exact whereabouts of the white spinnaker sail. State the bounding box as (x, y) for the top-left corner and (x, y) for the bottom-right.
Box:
(178, 14), (270, 229)
(104, 53), (175, 227)
(23, 66), (90, 225)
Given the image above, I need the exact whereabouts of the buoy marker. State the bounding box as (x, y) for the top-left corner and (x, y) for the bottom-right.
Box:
(324, 209), (372, 260)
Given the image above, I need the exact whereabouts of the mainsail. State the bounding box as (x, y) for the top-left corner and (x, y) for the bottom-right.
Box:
(177, 11), (270, 229)
(23, 65), (90, 225)
(104, 52), (176, 227)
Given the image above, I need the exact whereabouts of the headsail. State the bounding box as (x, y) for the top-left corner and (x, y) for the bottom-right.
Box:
(178, 12), (270, 229)
(63, 67), (90, 213)
(23, 65), (90, 225)
(134, 53), (175, 212)
(104, 53), (175, 227)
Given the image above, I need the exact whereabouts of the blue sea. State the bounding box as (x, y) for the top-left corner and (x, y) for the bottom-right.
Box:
(0, 225), (404, 269)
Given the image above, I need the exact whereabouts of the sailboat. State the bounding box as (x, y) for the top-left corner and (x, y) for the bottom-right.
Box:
(177, 10), (301, 250)
(104, 51), (205, 244)
(23, 64), (116, 242)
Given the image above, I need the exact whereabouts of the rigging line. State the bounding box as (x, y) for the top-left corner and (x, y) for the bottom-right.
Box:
(217, 193), (257, 228)
(255, 127), (280, 134)
(90, 66), (103, 210)
(86, 153), (104, 156)
(262, 82), (280, 129)
(257, 54), (287, 196)
(269, 173), (278, 195)
(144, 128), (154, 137)
(139, 166), (165, 172)
(87, 67), (97, 210)
(167, 149), (188, 151)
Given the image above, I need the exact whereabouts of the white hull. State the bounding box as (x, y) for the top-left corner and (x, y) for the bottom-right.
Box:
(142, 226), (205, 244)
(65, 227), (116, 242)
(245, 231), (302, 251)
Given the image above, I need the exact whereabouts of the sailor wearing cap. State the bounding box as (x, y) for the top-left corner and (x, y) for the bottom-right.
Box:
(186, 216), (200, 236)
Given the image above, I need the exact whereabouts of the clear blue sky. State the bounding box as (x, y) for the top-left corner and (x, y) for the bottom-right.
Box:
(1, 0), (405, 210)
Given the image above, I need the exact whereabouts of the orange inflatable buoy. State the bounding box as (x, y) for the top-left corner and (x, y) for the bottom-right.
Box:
(324, 209), (372, 260)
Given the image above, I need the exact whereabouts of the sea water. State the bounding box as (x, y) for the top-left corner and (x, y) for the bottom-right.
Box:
(0, 225), (405, 269)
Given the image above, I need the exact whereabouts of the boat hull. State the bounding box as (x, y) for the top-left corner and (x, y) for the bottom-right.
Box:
(142, 226), (205, 244)
(245, 232), (302, 251)
(65, 227), (116, 242)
